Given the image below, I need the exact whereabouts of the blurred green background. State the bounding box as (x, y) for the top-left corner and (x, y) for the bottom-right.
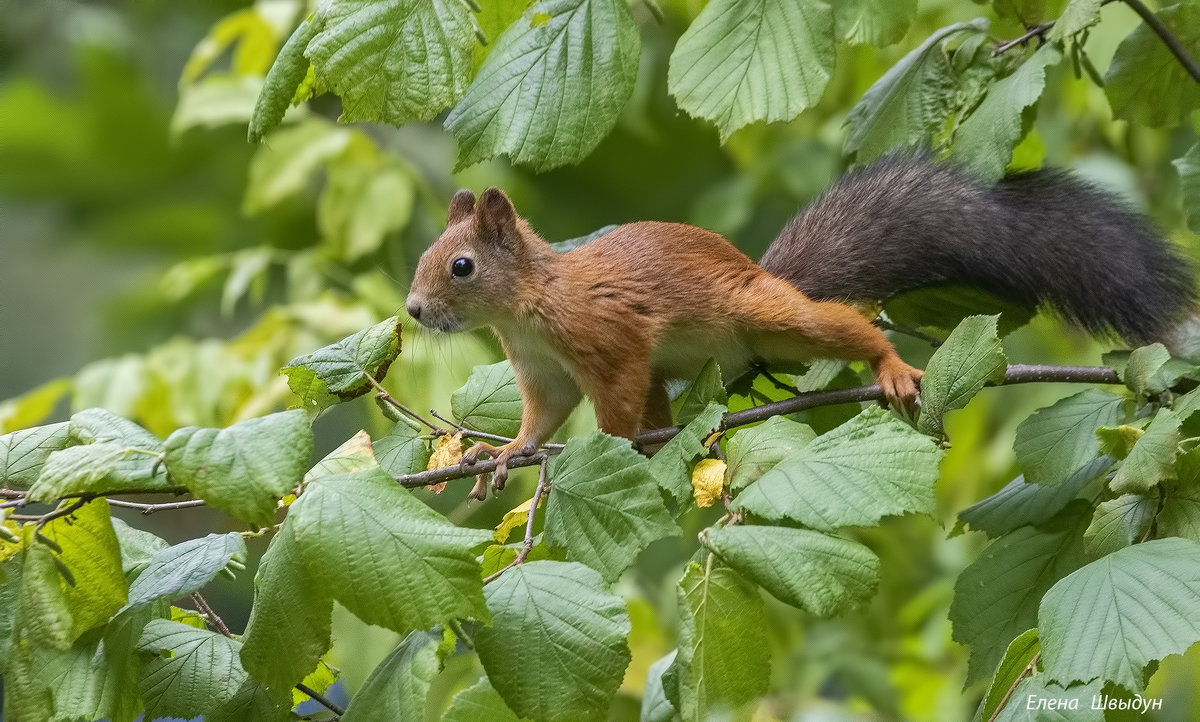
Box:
(3, 0), (1200, 718)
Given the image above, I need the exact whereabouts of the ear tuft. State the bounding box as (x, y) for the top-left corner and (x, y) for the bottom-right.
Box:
(478, 188), (516, 233)
(447, 190), (477, 223)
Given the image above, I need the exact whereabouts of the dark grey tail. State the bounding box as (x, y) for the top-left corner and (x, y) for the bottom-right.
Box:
(759, 156), (1196, 344)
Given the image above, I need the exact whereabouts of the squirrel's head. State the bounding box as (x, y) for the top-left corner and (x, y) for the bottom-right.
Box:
(406, 188), (531, 332)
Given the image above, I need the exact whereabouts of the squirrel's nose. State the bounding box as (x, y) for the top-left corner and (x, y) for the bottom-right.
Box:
(405, 299), (423, 321)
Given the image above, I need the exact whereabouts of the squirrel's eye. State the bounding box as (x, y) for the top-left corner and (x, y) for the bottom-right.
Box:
(451, 257), (474, 278)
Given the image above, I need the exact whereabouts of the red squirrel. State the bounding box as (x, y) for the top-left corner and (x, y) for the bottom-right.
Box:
(406, 157), (1195, 490)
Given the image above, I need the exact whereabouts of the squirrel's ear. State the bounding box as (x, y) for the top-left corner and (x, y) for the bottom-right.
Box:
(447, 189), (476, 223)
(477, 188), (516, 236)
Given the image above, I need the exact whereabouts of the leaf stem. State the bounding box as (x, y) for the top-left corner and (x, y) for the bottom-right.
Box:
(988, 651), (1040, 722)
(482, 457), (550, 585)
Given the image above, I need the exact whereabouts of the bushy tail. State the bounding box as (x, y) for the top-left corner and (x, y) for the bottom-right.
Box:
(759, 156), (1196, 344)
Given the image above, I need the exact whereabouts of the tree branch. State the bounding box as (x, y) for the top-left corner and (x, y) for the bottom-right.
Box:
(106, 498), (207, 514)
(394, 363), (1123, 489)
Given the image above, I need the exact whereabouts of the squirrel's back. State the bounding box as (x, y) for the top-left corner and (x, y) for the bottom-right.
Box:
(760, 156), (1196, 344)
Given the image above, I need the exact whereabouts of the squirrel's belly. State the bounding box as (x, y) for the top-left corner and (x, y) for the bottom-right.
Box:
(652, 326), (753, 383)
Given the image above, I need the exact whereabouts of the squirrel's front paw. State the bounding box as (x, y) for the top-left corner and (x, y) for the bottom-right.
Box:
(463, 441), (523, 500)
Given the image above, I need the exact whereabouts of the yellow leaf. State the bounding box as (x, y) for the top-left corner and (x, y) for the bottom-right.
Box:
(532, 12), (552, 27)
(427, 431), (463, 470)
(292, 659), (339, 707)
(691, 458), (727, 508)
(494, 494), (543, 543)
(0, 520), (27, 563)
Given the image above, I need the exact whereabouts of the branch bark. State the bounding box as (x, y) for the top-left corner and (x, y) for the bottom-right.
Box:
(394, 363), (1123, 489)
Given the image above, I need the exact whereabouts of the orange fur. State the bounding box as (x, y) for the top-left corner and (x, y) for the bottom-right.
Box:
(406, 189), (922, 483)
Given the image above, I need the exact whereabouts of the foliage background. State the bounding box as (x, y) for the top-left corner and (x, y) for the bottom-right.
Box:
(3, 0), (1200, 717)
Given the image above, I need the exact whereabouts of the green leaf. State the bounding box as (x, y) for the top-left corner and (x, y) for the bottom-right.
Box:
(953, 42), (1061, 181)
(1158, 482), (1200, 542)
(834, 0), (917, 46)
(648, 403), (725, 505)
(67, 408), (167, 489)
(950, 505), (1088, 685)
(445, 676), (526, 722)
(111, 518), (169, 577)
(676, 562), (769, 720)
(1123, 343), (1171, 397)
(3, 547), (65, 721)
(668, 0), (834, 141)
(844, 19), (988, 161)
(724, 416), (816, 491)
(289, 468), (492, 633)
(701, 525), (879, 616)
(673, 359), (727, 425)
(451, 361), (523, 438)
(1109, 409), (1179, 494)
(1174, 141), (1200, 234)
(171, 75), (263, 137)
(917, 315), (1008, 437)
(733, 406), (941, 531)
(978, 628), (1040, 722)
(207, 679), (292, 722)
(1014, 390), (1125, 486)
(0, 421), (69, 488)
(1106, 3), (1200, 128)
(475, 561), (631, 721)
(957, 456), (1112, 537)
(164, 409), (313, 526)
(343, 630), (444, 721)
(24, 635), (144, 722)
(445, 0), (641, 171)
(544, 433), (679, 582)
(307, 0), (475, 126)
(243, 119), (354, 214)
(248, 13), (322, 143)
(125, 533), (247, 610)
(373, 420), (432, 476)
(640, 650), (679, 722)
(1083, 494), (1156, 557)
(240, 519), (334, 693)
(1040, 537), (1200, 689)
(991, 678), (1103, 722)
(884, 284), (1035, 339)
(42, 499), (128, 640)
(319, 156), (414, 261)
(28, 443), (138, 503)
(138, 619), (249, 719)
(282, 316), (403, 413)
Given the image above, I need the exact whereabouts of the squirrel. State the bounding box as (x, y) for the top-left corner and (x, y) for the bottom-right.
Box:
(406, 155), (1195, 491)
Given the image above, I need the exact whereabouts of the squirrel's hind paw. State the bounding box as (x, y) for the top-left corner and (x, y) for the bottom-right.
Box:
(873, 357), (923, 417)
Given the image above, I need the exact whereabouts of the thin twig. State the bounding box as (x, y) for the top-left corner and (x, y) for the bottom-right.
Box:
(394, 363), (1123, 489)
(874, 319), (945, 348)
(191, 592), (233, 638)
(107, 498), (207, 514)
(483, 457), (550, 585)
(988, 652), (1041, 722)
(994, 20), (1057, 54)
(296, 682), (346, 717)
(34, 498), (88, 530)
(429, 409), (565, 450)
(0, 498), (26, 510)
(1122, 0), (1200, 84)
(366, 374), (440, 431)
(754, 365), (801, 396)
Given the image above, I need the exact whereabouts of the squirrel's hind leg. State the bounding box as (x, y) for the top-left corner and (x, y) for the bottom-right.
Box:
(734, 275), (923, 414)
